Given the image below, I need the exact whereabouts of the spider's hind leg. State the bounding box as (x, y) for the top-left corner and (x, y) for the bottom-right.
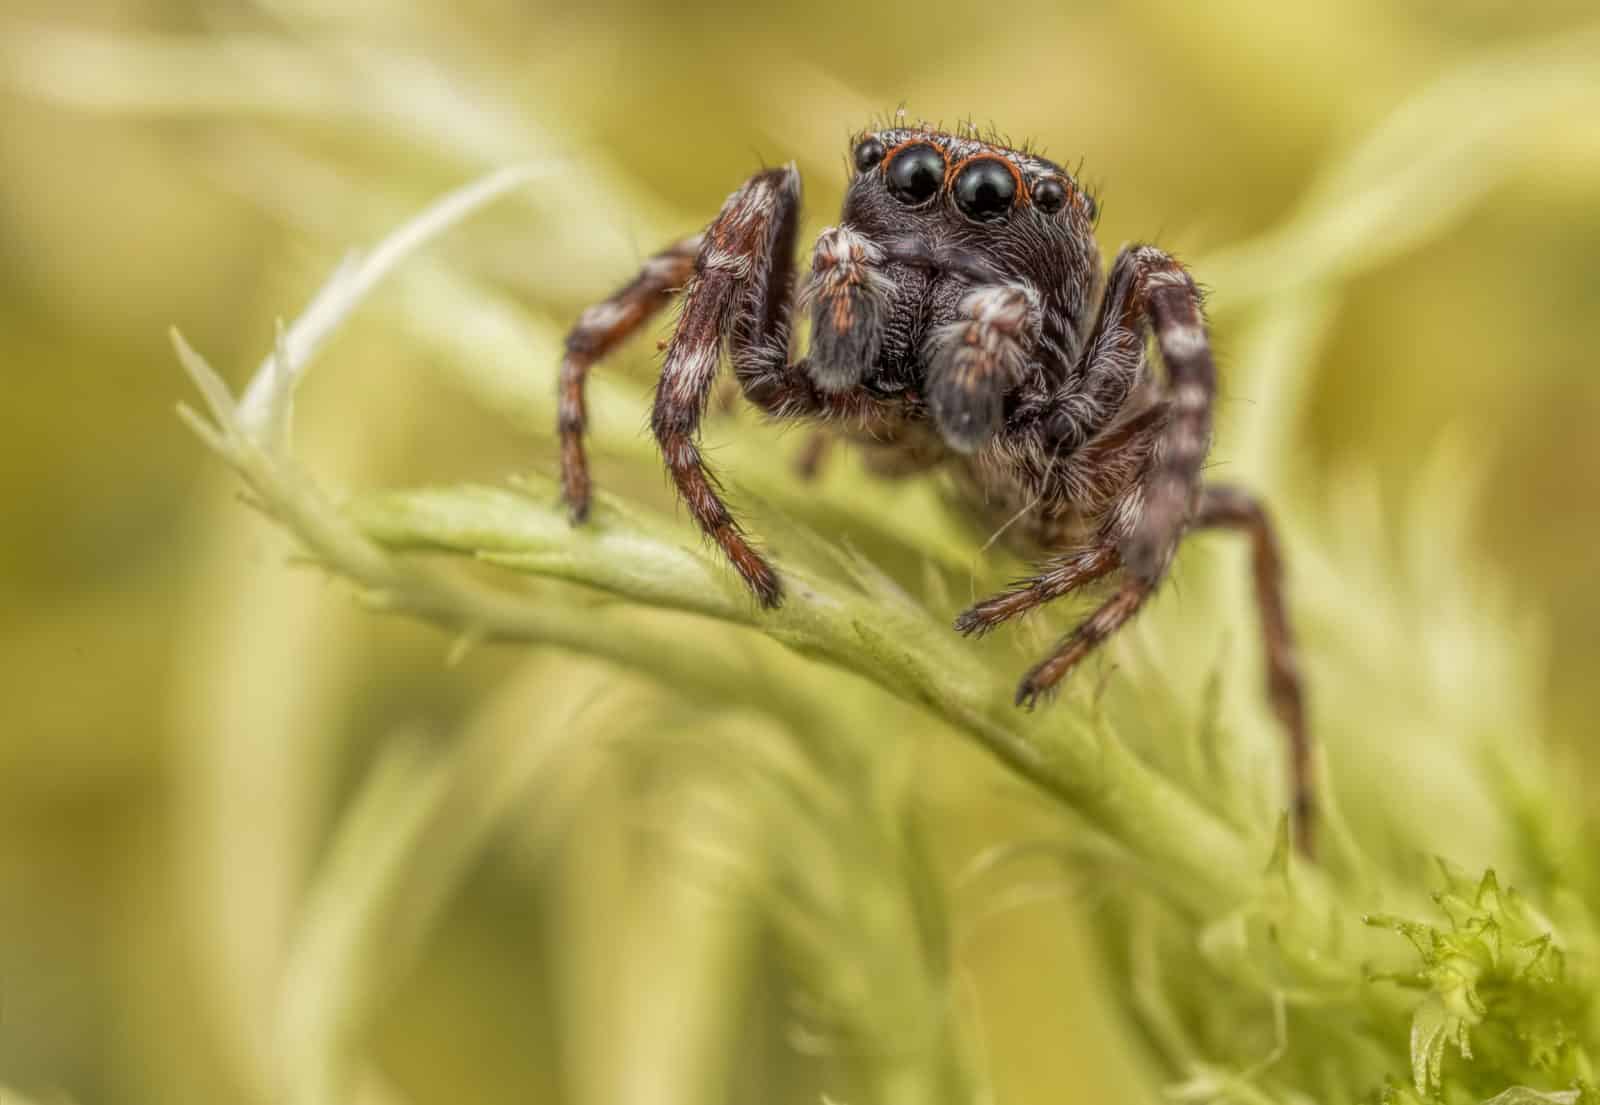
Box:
(1191, 483), (1314, 856)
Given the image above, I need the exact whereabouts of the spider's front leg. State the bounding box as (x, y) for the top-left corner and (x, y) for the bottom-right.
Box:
(1117, 247), (1216, 580)
(958, 245), (1315, 851)
(650, 166), (809, 607)
(957, 244), (1213, 651)
(958, 404), (1171, 707)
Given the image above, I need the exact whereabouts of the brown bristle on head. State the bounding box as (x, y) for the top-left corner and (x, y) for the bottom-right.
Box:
(850, 119), (1094, 219)
(864, 127), (1061, 177)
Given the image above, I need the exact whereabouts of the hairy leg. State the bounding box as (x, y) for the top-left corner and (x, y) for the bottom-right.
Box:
(954, 546), (1120, 636)
(1005, 245), (1212, 578)
(642, 171), (910, 605)
(955, 404), (1165, 702)
(957, 403), (1167, 635)
(1062, 247), (1159, 428)
(1192, 483), (1314, 856)
(557, 236), (700, 520)
(1117, 247), (1214, 580)
(1014, 575), (1155, 708)
(652, 166), (804, 607)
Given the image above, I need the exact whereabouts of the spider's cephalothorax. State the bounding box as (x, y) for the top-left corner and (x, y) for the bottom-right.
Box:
(555, 122), (1315, 853)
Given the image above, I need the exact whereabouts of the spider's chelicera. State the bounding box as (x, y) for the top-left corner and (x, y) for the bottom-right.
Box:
(555, 122), (1314, 852)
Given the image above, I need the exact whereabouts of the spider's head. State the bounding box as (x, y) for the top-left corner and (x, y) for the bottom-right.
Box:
(811, 126), (1102, 401)
(845, 127), (1098, 233)
(843, 127), (1098, 274)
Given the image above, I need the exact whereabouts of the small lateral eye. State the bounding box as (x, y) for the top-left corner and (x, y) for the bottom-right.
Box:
(953, 159), (1017, 221)
(1033, 177), (1068, 214)
(853, 136), (886, 172)
(885, 143), (945, 206)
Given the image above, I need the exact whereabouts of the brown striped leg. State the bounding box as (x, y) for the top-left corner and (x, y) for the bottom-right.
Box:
(953, 546), (1121, 637)
(1006, 245), (1172, 464)
(1014, 575), (1155, 708)
(924, 282), (1043, 453)
(960, 403), (1168, 639)
(1063, 248), (1165, 424)
(558, 236), (700, 520)
(1004, 246), (1207, 498)
(651, 167), (803, 607)
(1192, 483), (1314, 857)
(1118, 247), (1215, 581)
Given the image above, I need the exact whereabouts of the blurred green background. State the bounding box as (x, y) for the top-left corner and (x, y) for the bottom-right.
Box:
(2, 1), (1598, 1103)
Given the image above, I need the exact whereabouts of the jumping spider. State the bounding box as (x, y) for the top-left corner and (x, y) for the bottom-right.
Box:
(556, 123), (1313, 852)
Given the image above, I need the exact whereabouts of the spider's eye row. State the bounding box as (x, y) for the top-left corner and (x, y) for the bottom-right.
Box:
(885, 143), (945, 206)
(1032, 177), (1068, 214)
(853, 136), (886, 172)
(952, 159), (1017, 222)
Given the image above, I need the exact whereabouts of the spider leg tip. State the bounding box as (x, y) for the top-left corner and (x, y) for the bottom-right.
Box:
(1292, 797), (1318, 860)
(1014, 666), (1069, 709)
(749, 569), (786, 610)
(563, 497), (591, 525)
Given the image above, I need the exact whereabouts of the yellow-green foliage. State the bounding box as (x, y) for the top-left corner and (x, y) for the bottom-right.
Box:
(3, 5), (1600, 1105)
(1367, 864), (1595, 1102)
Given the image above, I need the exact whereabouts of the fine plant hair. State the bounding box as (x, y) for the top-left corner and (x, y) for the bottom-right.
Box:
(119, 19), (1600, 1105)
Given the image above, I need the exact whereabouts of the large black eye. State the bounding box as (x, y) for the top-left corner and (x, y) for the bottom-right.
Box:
(853, 136), (886, 172)
(885, 143), (945, 206)
(953, 159), (1017, 221)
(1033, 177), (1068, 214)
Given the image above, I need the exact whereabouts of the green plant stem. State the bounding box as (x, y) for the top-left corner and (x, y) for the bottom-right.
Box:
(349, 482), (1319, 923)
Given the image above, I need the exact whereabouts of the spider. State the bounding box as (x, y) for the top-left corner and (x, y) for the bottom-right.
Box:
(555, 121), (1314, 853)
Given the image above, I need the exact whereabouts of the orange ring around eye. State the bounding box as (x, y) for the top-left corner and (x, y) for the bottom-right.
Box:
(881, 139), (948, 180)
(947, 155), (1026, 202)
